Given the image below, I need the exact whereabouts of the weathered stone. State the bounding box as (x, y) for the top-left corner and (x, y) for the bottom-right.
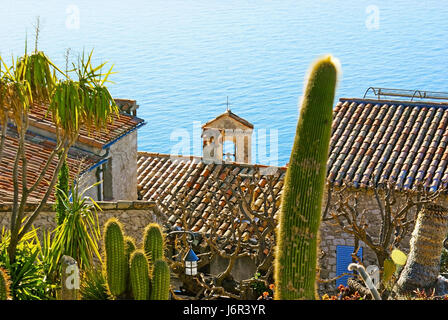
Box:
(117, 201), (132, 209)
(333, 239), (345, 246)
(97, 201), (117, 210)
(0, 203), (12, 212)
(132, 201), (155, 209)
(0, 201), (157, 257)
(120, 212), (130, 219)
(60, 255), (79, 300)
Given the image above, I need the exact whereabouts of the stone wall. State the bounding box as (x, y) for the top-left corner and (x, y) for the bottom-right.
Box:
(108, 131), (138, 201)
(76, 130), (139, 202)
(0, 200), (159, 248)
(78, 167), (100, 200)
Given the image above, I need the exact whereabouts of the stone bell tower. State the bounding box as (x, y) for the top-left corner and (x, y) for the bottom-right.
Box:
(202, 107), (253, 164)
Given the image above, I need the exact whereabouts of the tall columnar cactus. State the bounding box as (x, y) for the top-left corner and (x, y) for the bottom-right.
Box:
(0, 268), (10, 300)
(150, 259), (170, 300)
(124, 236), (136, 263)
(274, 55), (339, 300)
(129, 250), (151, 300)
(101, 218), (170, 300)
(143, 223), (164, 264)
(124, 236), (137, 293)
(104, 218), (128, 297)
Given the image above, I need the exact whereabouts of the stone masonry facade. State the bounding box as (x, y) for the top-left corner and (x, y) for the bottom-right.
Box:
(0, 200), (159, 249)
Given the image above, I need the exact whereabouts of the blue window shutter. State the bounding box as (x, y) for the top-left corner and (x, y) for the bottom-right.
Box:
(336, 245), (363, 287)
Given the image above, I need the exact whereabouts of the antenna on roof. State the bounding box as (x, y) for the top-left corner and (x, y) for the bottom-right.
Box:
(363, 87), (448, 103)
(226, 96), (231, 112)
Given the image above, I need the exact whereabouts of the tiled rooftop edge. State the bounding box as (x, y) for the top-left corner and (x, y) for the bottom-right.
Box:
(0, 200), (156, 212)
(137, 151), (288, 171)
(28, 102), (146, 149)
(329, 98), (448, 191)
(101, 119), (146, 149)
(340, 97), (448, 109)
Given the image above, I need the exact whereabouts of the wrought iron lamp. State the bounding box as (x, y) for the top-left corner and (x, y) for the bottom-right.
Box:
(167, 229), (200, 276)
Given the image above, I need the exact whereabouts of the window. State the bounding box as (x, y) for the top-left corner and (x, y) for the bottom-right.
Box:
(223, 140), (235, 162)
(336, 245), (363, 287)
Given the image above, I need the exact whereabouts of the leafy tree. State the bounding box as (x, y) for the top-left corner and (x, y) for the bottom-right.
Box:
(0, 31), (118, 263)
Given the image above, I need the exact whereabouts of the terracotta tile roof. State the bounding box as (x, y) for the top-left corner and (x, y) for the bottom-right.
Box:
(28, 101), (145, 149)
(137, 152), (285, 239)
(0, 127), (102, 203)
(138, 97), (448, 240)
(327, 98), (448, 191)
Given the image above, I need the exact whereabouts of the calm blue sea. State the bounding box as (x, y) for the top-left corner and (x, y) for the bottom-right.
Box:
(2, 0), (448, 166)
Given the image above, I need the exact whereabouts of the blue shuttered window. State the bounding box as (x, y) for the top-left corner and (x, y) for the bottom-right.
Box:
(336, 245), (363, 287)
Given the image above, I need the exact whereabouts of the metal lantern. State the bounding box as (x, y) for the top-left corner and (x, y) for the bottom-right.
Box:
(167, 229), (200, 276)
(184, 248), (199, 276)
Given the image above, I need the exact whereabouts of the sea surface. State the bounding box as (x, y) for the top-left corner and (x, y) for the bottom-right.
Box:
(2, 0), (448, 166)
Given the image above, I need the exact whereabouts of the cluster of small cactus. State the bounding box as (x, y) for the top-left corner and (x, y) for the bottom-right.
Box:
(103, 218), (170, 300)
(274, 55), (339, 299)
(0, 268), (11, 300)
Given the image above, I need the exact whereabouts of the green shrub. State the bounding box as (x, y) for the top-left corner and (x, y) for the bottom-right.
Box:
(50, 181), (102, 274)
(0, 227), (57, 300)
(55, 159), (70, 226)
(80, 267), (112, 300)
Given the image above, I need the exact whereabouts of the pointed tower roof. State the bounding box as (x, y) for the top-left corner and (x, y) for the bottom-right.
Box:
(202, 109), (254, 130)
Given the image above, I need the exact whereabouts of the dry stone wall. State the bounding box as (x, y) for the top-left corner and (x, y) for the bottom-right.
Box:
(0, 200), (159, 248)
